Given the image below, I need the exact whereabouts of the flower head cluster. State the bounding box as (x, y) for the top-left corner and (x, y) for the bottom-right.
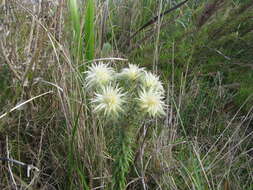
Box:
(85, 62), (166, 118)
(119, 64), (143, 81)
(92, 85), (125, 117)
(85, 62), (114, 88)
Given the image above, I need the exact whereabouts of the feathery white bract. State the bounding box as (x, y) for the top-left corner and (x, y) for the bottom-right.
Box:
(92, 85), (126, 117)
(137, 88), (165, 117)
(120, 64), (144, 81)
(85, 62), (114, 88)
(141, 71), (164, 93)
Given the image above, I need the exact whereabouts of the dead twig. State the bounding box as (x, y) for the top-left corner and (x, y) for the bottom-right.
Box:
(130, 0), (189, 40)
(6, 136), (18, 190)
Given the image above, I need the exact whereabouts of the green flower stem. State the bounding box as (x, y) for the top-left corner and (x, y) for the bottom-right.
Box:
(111, 124), (134, 190)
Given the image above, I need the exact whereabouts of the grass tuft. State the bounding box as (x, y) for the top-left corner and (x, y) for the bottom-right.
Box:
(0, 0), (252, 189)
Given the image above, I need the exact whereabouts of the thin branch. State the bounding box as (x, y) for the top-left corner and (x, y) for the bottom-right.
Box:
(130, 0), (189, 40)
(6, 136), (18, 190)
(0, 91), (53, 119)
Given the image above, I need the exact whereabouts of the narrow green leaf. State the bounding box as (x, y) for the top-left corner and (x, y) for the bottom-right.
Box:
(84, 0), (95, 62)
(69, 0), (83, 64)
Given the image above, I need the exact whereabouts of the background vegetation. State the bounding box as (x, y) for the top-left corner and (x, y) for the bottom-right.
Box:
(0, 0), (252, 189)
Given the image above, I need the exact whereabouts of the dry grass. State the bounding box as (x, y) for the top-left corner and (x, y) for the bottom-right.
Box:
(0, 0), (252, 190)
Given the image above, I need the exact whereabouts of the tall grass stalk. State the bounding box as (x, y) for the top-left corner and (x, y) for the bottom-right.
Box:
(84, 0), (95, 62)
(66, 99), (89, 190)
(69, 0), (95, 72)
(68, 0), (82, 64)
(67, 0), (95, 189)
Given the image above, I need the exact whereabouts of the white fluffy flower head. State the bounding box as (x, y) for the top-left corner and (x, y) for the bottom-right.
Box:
(85, 62), (114, 88)
(137, 88), (165, 117)
(141, 71), (164, 92)
(120, 64), (144, 81)
(92, 85), (126, 117)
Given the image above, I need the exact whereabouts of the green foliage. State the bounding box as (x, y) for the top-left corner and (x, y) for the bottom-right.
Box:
(84, 0), (95, 62)
(143, 0), (253, 113)
(1, 0), (253, 189)
(0, 65), (12, 108)
(68, 0), (95, 72)
(66, 108), (89, 190)
(235, 87), (253, 111)
(192, 1), (253, 111)
(69, 0), (82, 62)
(111, 124), (134, 190)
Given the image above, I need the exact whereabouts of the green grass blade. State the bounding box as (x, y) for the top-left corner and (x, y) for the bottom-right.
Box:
(68, 0), (83, 63)
(84, 0), (95, 62)
(69, 0), (80, 38)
